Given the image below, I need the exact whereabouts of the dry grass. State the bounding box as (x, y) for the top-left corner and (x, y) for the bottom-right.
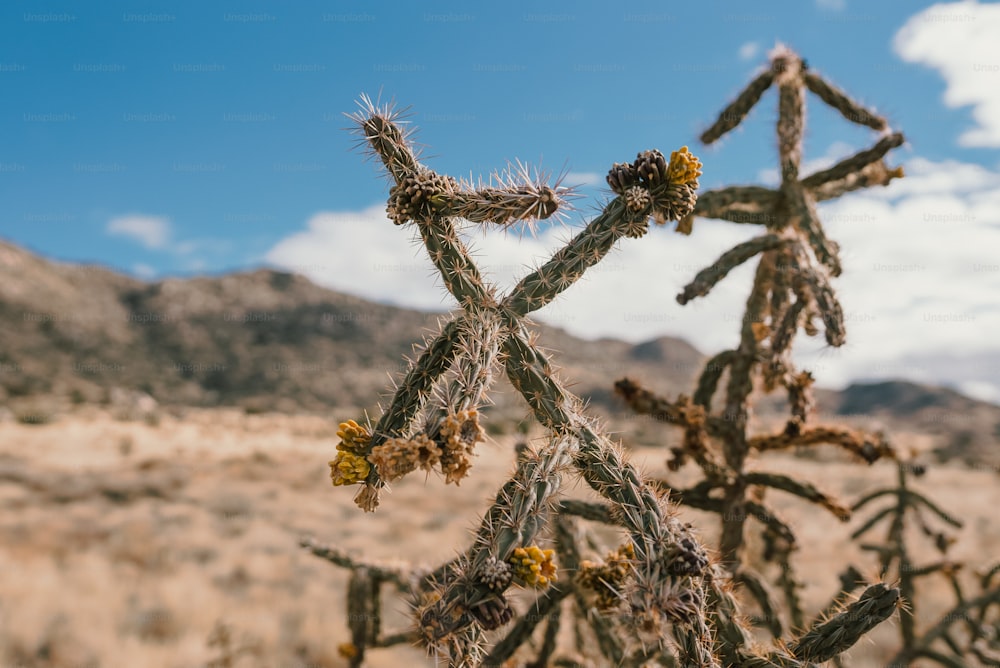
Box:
(1, 407), (997, 667)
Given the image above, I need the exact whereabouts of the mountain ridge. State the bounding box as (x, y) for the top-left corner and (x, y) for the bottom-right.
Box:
(2, 239), (997, 467)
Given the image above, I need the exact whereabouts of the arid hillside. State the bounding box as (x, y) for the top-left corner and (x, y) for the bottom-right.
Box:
(2, 239), (997, 468)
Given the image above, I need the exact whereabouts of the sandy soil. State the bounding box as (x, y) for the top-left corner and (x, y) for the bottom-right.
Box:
(1, 407), (997, 667)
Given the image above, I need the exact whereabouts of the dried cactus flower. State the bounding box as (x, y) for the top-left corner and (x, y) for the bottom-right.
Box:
(337, 642), (359, 659)
(634, 149), (669, 186)
(439, 409), (484, 484)
(469, 597), (514, 630)
(667, 145), (703, 185)
(510, 546), (557, 588)
(386, 170), (458, 225)
(440, 409), (484, 449)
(606, 161), (637, 194)
(336, 419), (371, 453)
(623, 185), (651, 213)
(578, 542), (636, 610)
(653, 182), (699, 225)
(476, 556), (514, 592)
(329, 451), (371, 486)
(368, 434), (442, 482)
(667, 535), (709, 576)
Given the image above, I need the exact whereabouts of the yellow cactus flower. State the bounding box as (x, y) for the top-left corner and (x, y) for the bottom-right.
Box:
(329, 451), (371, 486)
(336, 419), (371, 453)
(667, 146), (703, 185)
(510, 546), (557, 588)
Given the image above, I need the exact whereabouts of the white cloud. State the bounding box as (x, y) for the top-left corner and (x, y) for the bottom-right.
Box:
(894, 1), (1000, 147)
(738, 42), (760, 62)
(958, 379), (1000, 404)
(267, 158), (1000, 398)
(265, 206), (452, 311)
(816, 0), (846, 10)
(106, 214), (171, 249)
(793, 156), (1000, 393)
(132, 263), (156, 279)
(564, 171), (602, 187)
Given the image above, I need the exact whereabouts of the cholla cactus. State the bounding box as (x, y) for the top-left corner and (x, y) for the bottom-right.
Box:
(617, 45), (904, 579)
(849, 462), (1000, 667)
(610, 44), (912, 659)
(306, 81), (899, 667)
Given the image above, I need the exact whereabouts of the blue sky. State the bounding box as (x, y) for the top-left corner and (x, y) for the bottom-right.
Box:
(3, 1), (1000, 398)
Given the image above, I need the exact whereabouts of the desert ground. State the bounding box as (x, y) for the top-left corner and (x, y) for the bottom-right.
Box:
(2, 406), (998, 667)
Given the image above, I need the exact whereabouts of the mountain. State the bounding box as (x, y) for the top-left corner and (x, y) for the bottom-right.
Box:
(1, 240), (997, 467)
(830, 380), (1000, 466)
(0, 240), (702, 415)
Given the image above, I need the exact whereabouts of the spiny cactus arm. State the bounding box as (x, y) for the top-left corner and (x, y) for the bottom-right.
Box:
(770, 299), (806, 361)
(768, 247), (794, 323)
(907, 490), (964, 529)
(501, 330), (721, 666)
(813, 159), (904, 202)
(557, 516), (630, 666)
(447, 162), (569, 226)
(750, 425), (894, 463)
(482, 577), (571, 666)
(887, 586), (1000, 666)
(668, 487), (797, 547)
(372, 306), (505, 486)
(747, 501), (798, 545)
(416, 433), (574, 646)
(850, 504), (896, 540)
(916, 649), (972, 667)
(382, 317), (464, 435)
(345, 568), (380, 667)
(613, 378), (725, 475)
(775, 52), (806, 184)
(501, 198), (631, 316)
(744, 471), (851, 521)
(555, 499), (615, 524)
(350, 95), (420, 182)
(372, 629), (421, 648)
(787, 241), (845, 346)
(353, 96), (571, 231)
(785, 185), (841, 276)
(736, 568), (785, 637)
(299, 537), (412, 591)
(851, 486), (898, 512)
(772, 538), (806, 632)
(800, 132), (905, 191)
(810, 566), (867, 628)
(676, 234), (787, 305)
(694, 349), (737, 410)
(413, 214), (497, 309)
(971, 638), (1000, 666)
(700, 67), (777, 144)
(350, 316), (464, 509)
(714, 254), (775, 569)
(687, 186), (780, 226)
(502, 146), (702, 317)
(802, 70), (888, 131)
(483, 515), (579, 667)
(907, 560), (963, 579)
(787, 583), (900, 663)
(532, 601), (563, 668)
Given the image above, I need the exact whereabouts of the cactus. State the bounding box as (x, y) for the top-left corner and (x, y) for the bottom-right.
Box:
(850, 462), (1000, 666)
(616, 45), (903, 588)
(307, 50), (909, 665)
